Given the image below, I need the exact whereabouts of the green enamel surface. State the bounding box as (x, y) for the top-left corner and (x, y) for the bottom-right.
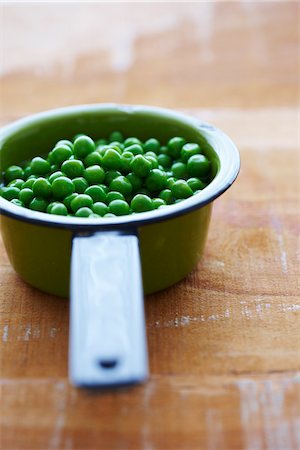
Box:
(0, 215), (72, 297)
(0, 106), (219, 297)
(139, 204), (212, 295)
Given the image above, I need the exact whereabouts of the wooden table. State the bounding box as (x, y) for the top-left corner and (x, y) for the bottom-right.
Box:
(1, 3), (299, 449)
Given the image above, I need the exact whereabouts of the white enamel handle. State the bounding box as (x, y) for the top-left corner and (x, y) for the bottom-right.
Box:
(69, 231), (148, 388)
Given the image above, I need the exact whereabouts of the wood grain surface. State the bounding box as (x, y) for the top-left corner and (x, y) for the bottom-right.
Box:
(0, 2), (299, 450)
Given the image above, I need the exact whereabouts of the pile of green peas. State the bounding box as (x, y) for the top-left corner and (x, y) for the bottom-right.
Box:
(0, 131), (212, 218)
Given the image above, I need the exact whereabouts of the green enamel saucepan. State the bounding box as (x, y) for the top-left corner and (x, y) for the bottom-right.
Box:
(0, 104), (240, 388)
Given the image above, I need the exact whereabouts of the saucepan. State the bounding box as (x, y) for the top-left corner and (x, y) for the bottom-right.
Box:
(0, 104), (240, 388)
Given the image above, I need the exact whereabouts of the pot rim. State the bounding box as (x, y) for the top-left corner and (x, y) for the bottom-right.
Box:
(0, 103), (240, 229)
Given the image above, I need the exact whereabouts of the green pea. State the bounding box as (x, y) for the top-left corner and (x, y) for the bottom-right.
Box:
(167, 137), (186, 159)
(96, 145), (110, 156)
(144, 138), (160, 154)
(52, 176), (74, 199)
(75, 207), (93, 217)
(71, 194), (93, 212)
(105, 170), (122, 186)
(99, 184), (109, 194)
(5, 165), (24, 183)
(30, 157), (51, 175)
(73, 134), (85, 141)
(108, 199), (130, 216)
(121, 152), (134, 172)
(145, 169), (167, 192)
(109, 176), (132, 196)
(144, 151), (157, 158)
(187, 154), (210, 177)
(171, 180), (193, 199)
(52, 145), (73, 165)
(23, 166), (32, 179)
(11, 199), (24, 207)
(63, 193), (78, 210)
(8, 178), (24, 189)
(102, 149), (123, 170)
(22, 178), (36, 189)
(166, 177), (176, 189)
(109, 142), (124, 153)
(187, 177), (206, 191)
(55, 139), (73, 150)
(125, 144), (144, 156)
(124, 137), (142, 147)
(159, 189), (173, 204)
(47, 201), (60, 213)
(106, 191), (125, 203)
(61, 159), (84, 178)
(109, 131), (124, 143)
(92, 202), (109, 216)
(48, 171), (64, 183)
(85, 185), (107, 202)
(72, 177), (89, 193)
(145, 155), (159, 169)
(171, 162), (188, 179)
(126, 173), (142, 191)
(73, 135), (95, 159)
(50, 164), (60, 174)
(84, 165), (105, 185)
(157, 154), (172, 168)
(84, 151), (102, 167)
(19, 188), (34, 205)
(95, 138), (107, 147)
(47, 151), (55, 164)
(181, 143), (201, 162)
(160, 146), (168, 155)
(130, 155), (152, 178)
(1, 186), (20, 201)
(50, 203), (68, 216)
(131, 194), (154, 213)
(32, 178), (52, 198)
(29, 197), (48, 212)
(152, 198), (166, 209)
(103, 213), (116, 218)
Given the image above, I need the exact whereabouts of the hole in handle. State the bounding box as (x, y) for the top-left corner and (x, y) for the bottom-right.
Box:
(98, 359), (119, 369)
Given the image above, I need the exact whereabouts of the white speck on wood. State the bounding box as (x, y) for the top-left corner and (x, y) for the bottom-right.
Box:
(207, 314), (220, 321)
(50, 327), (58, 338)
(143, 380), (156, 410)
(147, 297), (299, 329)
(224, 308), (231, 318)
(205, 408), (224, 450)
(180, 316), (191, 326)
(259, 380), (294, 450)
(141, 423), (154, 450)
(241, 303), (253, 319)
(32, 327), (41, 339)
(237, 376), (300, 450)
(236, 379), (262, 450)
(270, 213), (288, 274)
(280, 304), (300, 313)
(23, 324), (32, 341)
(2, 324), (9, 342)
(49, 381), (67, 449)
